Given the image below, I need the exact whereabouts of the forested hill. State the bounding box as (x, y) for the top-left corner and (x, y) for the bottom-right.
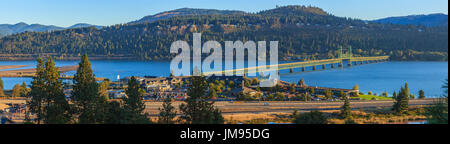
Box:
(0, 22), (102, 37)
(130, 8), (246, 24)
(0, 6), (448, 61)
(373, 13), (448, 27)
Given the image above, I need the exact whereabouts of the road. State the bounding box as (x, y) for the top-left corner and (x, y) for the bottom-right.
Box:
(1, 99), (438, 116)
(142, 99), (437, 116)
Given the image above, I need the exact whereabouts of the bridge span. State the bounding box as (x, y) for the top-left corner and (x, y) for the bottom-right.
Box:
(203, 46), (390, 76)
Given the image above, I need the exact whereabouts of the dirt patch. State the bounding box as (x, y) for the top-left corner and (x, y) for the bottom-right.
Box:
(0, 65), (30, 70)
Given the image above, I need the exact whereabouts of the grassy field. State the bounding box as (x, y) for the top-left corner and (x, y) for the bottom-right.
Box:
(353, 95), (393, 100)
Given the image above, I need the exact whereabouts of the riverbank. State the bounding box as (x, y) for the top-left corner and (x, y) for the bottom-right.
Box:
(0, 65), (30, 70)
(0, 65), (78, 77)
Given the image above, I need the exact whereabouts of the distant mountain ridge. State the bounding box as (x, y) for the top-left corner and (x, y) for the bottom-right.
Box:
(373, 13), (448, 27)
(130, 8), (247, 24)
(0, 22), (102, 37)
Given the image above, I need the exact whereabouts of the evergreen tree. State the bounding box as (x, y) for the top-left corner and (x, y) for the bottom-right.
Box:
(0, 77), (5, 97)
(392, 91), (397, 99)
(99, 79), (111, 100)
(27, 58), (46, 124)
(11, 84), (22, 97)
(418, 90), (426, 99)
(72, 54), (106, 124)
(105, 101), (126, 124)
(393, 83), (410, 114)
(180, 76), (224, 124)
(158, 98), (177, 124)
(42, 57), (71, 124)
(341, 96), (352, 119)
(20, 82), (30, 97)
(123, 76), (150, 124)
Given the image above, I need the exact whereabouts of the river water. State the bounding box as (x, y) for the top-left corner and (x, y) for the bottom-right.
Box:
(0, 60), (448, 98)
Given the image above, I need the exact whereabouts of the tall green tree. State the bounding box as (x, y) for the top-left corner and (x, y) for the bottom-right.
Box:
(20, 82), (30, 97)
(105, 101), (126, 124)
(341, 96), (352, 119)
(393, 83), (410, 114)
(123, 76), (150, 124)
(158, 98), (177, 124)
(11, 84), (22, 97)
(42, 57), (72, 124)
(0, 77), (5, 97)
(27, 58), (46, 124)
(180, 76), (224, 124)
(72, 54), (106, 124)
(99, 79), (111, 100)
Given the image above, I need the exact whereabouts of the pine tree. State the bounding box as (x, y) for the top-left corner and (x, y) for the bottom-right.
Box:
(0, 77), (5, 97)
(20, 82), (30, 97)
(393, 83), (410, 114)
(158, 98), (177, 124)
(11, 84), (22, 97)
(180, 76), (224, 124)
(123, 76), (150, 124)
(341, 96), (352, 119)
(99, 79), (111, 100)
(42, 57), (71, 124)
(27, 58), (45, 124)
(72, 54), (106, 124)
(105, 101), (126, 124)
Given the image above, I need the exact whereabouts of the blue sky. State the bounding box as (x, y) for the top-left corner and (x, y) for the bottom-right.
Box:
(0, 0), (448, 27)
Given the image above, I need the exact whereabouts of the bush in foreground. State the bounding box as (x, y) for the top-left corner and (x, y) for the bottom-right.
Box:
(293, 111), (328, 124)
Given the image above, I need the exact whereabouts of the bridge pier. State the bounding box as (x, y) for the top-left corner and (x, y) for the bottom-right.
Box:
(322, 64), (326, 70)
(290, 68), (294, 73)
(331, 63), (335, 68)
(354, 61), (358, 65)
(339, 63), (343, 68)
(312, 65), (316, 71)
(302, 67), (305, 72)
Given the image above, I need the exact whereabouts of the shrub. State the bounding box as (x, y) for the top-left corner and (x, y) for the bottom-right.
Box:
(293, 111), (328, 124)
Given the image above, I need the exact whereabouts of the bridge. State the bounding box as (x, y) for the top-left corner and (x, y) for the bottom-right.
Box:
(203, 46), (390, 75)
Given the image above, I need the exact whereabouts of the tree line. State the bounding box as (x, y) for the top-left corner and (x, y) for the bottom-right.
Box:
(24, 55), (223, 124)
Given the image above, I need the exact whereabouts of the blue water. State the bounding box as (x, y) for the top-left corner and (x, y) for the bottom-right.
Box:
(0, 60), (448, 98)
